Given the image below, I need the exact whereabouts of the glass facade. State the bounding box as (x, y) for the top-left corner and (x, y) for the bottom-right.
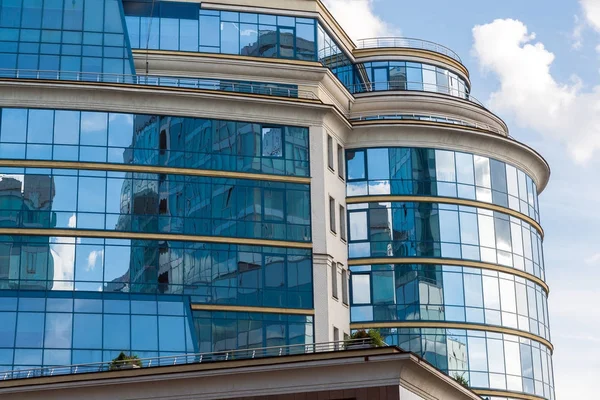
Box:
(348, 202), (544, 281)
(376, 328), (554, 400)
(350, 264), (550, 342)
(347, 148), (540, 223)
(0, 170), (311, 242)
(344, 61), (469, 98)
(0, 0), (135, 78)
(0, 108), (310, 177)
(0, 105), (314, 371)
(193, 311), (313, 353)
(123, 2), (317, 61)
(347, 146), (553, 400)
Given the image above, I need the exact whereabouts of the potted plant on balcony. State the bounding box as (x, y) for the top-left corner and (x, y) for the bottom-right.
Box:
(109, 352), (142, 370)
(345, 329), (386, 349)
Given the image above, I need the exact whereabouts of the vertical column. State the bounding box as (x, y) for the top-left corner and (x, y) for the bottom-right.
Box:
(309, 125), (350, 343)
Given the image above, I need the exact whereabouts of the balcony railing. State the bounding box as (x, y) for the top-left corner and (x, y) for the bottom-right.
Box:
(0, 69), (318, 100)
(355, 37), (462, 63)
(349, 80), (484, 107)
(350, 113), (507, 136)
(1, 338), (385, 382)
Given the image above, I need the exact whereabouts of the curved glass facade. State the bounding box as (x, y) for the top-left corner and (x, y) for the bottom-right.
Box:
(348, 202), (545, 281)
(335, 61), (469, 98)
(346, 147), (552, 400)
(376, 328), (554, 400)
(350, 264), (550, 342)
(0, 106), (314, 372)
(347, 148), (540, 223)
(0, 108), (310, 177)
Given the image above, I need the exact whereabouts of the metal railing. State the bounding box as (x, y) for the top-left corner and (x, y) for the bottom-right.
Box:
(355, 37), (462, 63)
(0, 69), (318, 100)
(1, 338), (383, 381)
(349, 80), (484, 106)
(350, 113), (507, 136)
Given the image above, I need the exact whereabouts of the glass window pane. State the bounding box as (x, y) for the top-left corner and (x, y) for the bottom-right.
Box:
(27, 109), (54, 144)
(103, 314), (130, 349)
(347, 150), (365, 180)
(54, 110), (80, 145)
(349, 211), (368, 241)
(367, 148), (389, 180)
(474, 156), (491, 188)
(443, 272), (464, 306)
(352, 275), (370, 304)
(1, 108), (28, 143)
(73, 313), (102, 348)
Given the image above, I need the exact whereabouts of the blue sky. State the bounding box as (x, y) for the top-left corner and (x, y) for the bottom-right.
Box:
(326, 0), (600, 397)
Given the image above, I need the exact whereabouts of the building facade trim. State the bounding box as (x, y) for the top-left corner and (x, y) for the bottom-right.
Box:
(346, 195), (544, 237)
(0, 228), (313, 249)
(350, 322), (553, 352)
(0, 159), (312, 184)
(348, 258), (549, 294)
(473, 389), (548, 400)
(191, 304), (315, 315)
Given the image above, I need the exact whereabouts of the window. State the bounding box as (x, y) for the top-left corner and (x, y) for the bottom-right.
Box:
(337, 144), (344, 179)
(262, 126), (283, 157)
(342, 268), (349, 305)
(339, 205), (346, 241)
(331, 262), (338, 299)
(329, 196), (336, 233)
(333, 326), (340, 350)
(327, 135), (334, 170)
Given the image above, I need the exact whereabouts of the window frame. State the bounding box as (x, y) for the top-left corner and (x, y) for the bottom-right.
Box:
(337, 143), (344, 179)
(329, 196), (336, 234)
(327, 134), (334, 171)
(339, 204), (346, 242)
(341, 267), (349, 305)
(331, 262), (338, 299)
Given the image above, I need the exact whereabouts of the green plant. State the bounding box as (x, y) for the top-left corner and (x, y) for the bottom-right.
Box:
(453, 373), (469, 388)
(109, 352), (142, 370)
(347, 329), (386, 347)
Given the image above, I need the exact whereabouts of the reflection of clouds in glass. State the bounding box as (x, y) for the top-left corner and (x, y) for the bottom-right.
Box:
(87, 250), (103, 271)
(240, 28), (257, 37)
(109, 113), (133, 124)
(81, 112), (107, 132)
(50, 214), (76, 290)
(368, 180), (390, 195)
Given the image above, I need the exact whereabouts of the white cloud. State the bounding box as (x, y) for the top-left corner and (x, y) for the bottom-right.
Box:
(323, 0), (398, 41)
(581, 0), (600, 32)
(87, 250), (103, 271)
(471, 18), (600, 163)
(585, 253), (600, 265)
(572, 15), (585, 49)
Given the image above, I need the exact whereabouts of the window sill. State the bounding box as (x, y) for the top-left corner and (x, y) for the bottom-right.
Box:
(328, 167), (335, 174)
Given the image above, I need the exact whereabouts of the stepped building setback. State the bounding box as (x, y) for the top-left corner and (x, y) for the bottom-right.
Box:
(0, 1), (553, 400)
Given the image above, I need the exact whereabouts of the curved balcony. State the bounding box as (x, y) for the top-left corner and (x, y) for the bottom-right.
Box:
(355, 37), (462, 63)
(349, 113), (508, 137)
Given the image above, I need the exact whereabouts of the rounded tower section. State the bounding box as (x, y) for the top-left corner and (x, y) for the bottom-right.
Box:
(346, 41), (554, 400)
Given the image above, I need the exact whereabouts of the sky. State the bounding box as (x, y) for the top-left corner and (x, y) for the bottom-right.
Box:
(324, 0), (600, 397)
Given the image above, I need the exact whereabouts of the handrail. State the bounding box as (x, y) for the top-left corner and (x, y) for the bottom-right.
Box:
(349, 113), (507, 136)
(0, 338), (386, 381)
(355, 37), (462, 63)
(349, 80), (485, 107)
(0, 69), (318, 100)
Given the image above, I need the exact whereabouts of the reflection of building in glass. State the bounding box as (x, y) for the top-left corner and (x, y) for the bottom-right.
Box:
(0, 175), (55, 290)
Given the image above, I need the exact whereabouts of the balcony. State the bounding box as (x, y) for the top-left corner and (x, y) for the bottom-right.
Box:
(355, 37), (462, 63)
